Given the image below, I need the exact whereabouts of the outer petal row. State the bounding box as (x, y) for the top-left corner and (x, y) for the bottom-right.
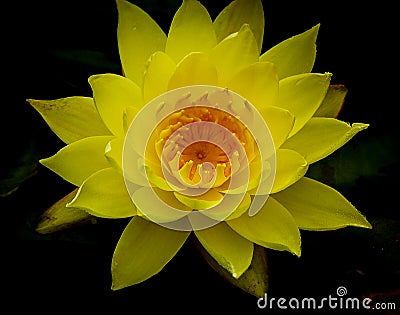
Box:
(168, 52), (218, 89)
(111, 216), (190, 290)
(213, 0), (264, 52)
(314, 84), (348, 118)
(143, 52), (176, 104)
(27, 97), (111, 144)
(40, 135), (113, 186)
(227, 197), (301, 257)
(277, 72), (332, 137)
(209, 24), (259, 85)
(273, 177), (372, 230)
(282, 118), (369, 164)
(259, 106), (295, 148)
(194, 222), (253, 279)
(260, 24), (319, 79)
(132, 187), (191, 223)
(89, 73), (142, 137)
(116, 0), (166, 86)
(249, 149), (308, 195)
(271, 149), (308, 193)
(67, 167), (136, 218)
(227, 62), (279, 109)
(165, 0), (217, 63)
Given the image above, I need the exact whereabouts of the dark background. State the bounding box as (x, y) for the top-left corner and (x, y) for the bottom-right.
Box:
(2, 0), (399, 313)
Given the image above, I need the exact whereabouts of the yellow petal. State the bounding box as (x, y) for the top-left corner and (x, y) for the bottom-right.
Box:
(174, 189), (223, 210)
(116, 0), (166, 86)
(259, 106), (295, 148)
(314, 84), (348, 118)
(245, 156), (264, 192)
(219, 154), (270, 196)
(40, 136), (113, 186)
(196, 192), (252, 222)
(277, 72), (331, 137)
(213, 0), (264, 52)
(35, 189), (95, 234)
(273, 177), (372, 230)
(123, 122), (161, 187)
(131, 187), (190, 224)
(281, 118), (369, 164)
(165, 0), (217, 63)
(122, 136), (157, 187)
(209, 24), (259, 85)
(67, 168), (136, 218)
(226, 193), (252, 220)
(89, 74), (142, 137)
(194, 222), (253, 278)
(144, 165), (175, 191)
(227, 197), (301, 256)
(271, 149), (308, 194)
(123, 106), (140, 134)
(104, 137), (123, 173)
(227, 62), (279, 110)
(168, 52), (218, 90)
(260, 24), (319, 79)
(27, 97), (111, 144)
(143, 51), (176, 104)
(111, 216), (190, 289)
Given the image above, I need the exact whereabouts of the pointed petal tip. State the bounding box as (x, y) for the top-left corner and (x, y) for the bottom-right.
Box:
(38, 157), (50, 166)
(237, 23), (258, 41)
(115, 0), (130, 10)
(356, 216), (373, 229)
(301, 23), (320, 41)
(327, 219), (373, 231)
(110, 281), (123, 291)
(26, 98), (45, 111)
(278, 242), (302, 257)
(364, 221), (373, 229)
(290, 240), (302, 257)
(312, 23), (321, 33)
(353, 122), (370, 130)
(26, 98), (36, 106)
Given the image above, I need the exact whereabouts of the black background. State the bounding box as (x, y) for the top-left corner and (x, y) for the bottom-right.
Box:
(2, 0), (399, 313)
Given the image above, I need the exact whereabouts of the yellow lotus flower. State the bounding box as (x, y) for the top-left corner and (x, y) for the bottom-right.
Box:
(28, 0), (372, 291)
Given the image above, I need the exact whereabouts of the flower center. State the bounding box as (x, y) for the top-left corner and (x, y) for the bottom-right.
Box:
(155, 106), (251, 183)
(182, 141), (227, 164)
(123, 85), (275, 230)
